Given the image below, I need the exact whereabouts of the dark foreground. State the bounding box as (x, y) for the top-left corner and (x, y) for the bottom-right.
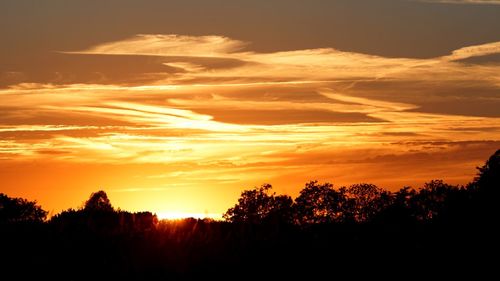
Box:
(2, 219), (498, 280)
(1, 150), (499, 279)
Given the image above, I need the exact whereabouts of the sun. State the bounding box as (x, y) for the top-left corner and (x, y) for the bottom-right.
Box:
(155, 211), (222, 221)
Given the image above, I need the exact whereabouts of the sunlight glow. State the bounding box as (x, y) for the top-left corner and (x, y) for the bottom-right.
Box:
(156, 211), (222, 221)
(1, 33), (499, 215)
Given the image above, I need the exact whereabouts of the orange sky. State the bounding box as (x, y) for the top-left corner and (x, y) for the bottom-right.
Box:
(1, 0), (499, 219)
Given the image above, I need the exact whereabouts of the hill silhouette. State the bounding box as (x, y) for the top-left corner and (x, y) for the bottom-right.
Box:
(0, 149), (499, 279)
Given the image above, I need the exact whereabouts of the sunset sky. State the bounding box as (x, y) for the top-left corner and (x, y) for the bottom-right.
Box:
(1, 0), (499, 219)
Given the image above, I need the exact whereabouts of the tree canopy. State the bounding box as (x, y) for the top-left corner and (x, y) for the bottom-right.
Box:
(223, 149), (500, 225)
(1, 150), (499, 279)
(0, 193), (47, 223)
(84, 190), (114, 212)
(223, 184), (293, 224)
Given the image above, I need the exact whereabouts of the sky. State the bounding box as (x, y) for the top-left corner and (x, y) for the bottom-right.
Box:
(1, 0), (499, 219)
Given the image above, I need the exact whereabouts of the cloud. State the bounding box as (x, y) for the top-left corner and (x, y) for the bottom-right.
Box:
(110, 187), (172, 193)
(66, 35), (500, 97)
(68, 34), (248, 57)
(443, 41), (500, 61)
(66, 34), (433, 85)
(1, 34), (500, 205)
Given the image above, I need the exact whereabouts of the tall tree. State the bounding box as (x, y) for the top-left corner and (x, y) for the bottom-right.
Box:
(474, 149), (500, 196)
(471, 149), (500, 220)
(84, 190), (113, 212)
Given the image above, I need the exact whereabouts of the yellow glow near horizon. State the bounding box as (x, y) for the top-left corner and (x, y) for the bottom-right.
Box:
(156, 211), (223, 221)
(1, 34), (499, 216)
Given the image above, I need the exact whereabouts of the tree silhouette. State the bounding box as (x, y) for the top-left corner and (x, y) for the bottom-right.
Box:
(294, 181), (349, 224)
(471, 149), (500, 220)
(0, 193), (47, 223)
(375, 186), (417, 224)
(223, 184), (293, 223)
(266, 194), (294, 224)
(2, 150), (500, 279)
(346, 183), (391, 222)
(474, 149), (500, 195)
(84, 190), (113, 212)
(408, 180), (460, 221)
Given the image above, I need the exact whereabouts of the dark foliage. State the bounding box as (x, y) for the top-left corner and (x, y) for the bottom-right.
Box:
(223, 184), (293, 224)
(0, 149), (498, 279)
(51, 191), (157, 234)
(84, 190), (114, 212)
(294, 181), (349, 224)
(0, 193), (47, 223)
(472, 149), (500, 218)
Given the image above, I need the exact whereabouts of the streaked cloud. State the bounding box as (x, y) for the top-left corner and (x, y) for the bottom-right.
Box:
(1, 34), (499, 216)
(69, 34), (247, 57)
(443, 41), (500, 61)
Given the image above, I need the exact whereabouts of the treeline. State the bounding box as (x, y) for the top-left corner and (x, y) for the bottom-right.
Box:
(223, 149), (499, 226)
(0, 190), (158, 232)
(225, 180), (472, 225)
(2, 150), (499, 227)
(0, 150), (498, 279)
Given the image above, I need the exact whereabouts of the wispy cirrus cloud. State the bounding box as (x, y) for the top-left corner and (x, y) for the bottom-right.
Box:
(1, 34), (500, 216)
(67, 34), (248, 57)
(443, 41), (500, 61)
(4, 34), (496, 98)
